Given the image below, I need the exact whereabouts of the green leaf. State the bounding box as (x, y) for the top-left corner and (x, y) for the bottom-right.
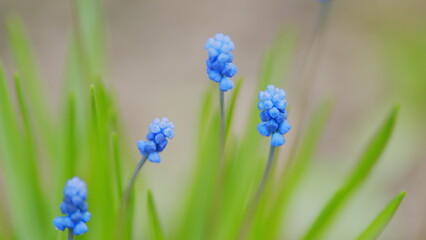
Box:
(174, 88), (221, 240)
(147, 190), (165, 240)
(302, 105), (399, 240)
(62, 92), (77, 181)
(86, 84), (115, 240)
(356, 191), (406, 240)
(0, 60), (46, 240)
(112, 132), (123, 200)
(6, 15), (58, 164)
(6, 16), (44, 107)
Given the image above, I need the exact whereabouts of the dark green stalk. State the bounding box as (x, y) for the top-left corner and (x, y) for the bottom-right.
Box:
(68, 229), (74, 240)
(219, 88), (225, 152)
(254, 144), (276, 203)
(122, 155), (148, 207)
(115, 155), (148, 238)
(238, 145), (276, 239)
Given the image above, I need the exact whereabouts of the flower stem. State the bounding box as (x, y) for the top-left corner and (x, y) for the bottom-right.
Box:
(255, 144), (276, 203)
(68, 229), (74, 240)
(116, 155), (148, 236)
(123, 155), (148, 206)
(238, 144), (276, 239)
(219, 89), (225, 152)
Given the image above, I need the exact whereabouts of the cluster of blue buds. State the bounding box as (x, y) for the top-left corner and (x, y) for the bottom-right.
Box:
(205, 33), (238, 92)
(53, 177), (91, 235)
(257, 85), (291, 147)
(137, 118), (175, 163)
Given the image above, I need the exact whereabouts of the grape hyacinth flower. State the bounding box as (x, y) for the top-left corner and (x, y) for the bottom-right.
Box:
(250, 85), (291, 217)
(121, 118), (175, 213)
(137, 118), (175, 163)
(205, 33), (238, 92)
(205, 33), (238, 152)
(257, 85), (291, 147)
(53, 177), (91, 239)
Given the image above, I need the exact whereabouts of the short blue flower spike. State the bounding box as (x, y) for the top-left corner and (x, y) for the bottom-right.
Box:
(257, 85), (291, 147)
(137, 118), (175, 163)
(53, 177), (91, 236)
(205, 33), (238, 92)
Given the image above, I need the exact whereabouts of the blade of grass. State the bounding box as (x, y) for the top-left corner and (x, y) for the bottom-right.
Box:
(13, 72), (50, 213)
(356, 191), (406, 240)
(6, 16), (56, 158)
(86, 84), (115, 240)
(302, 105), (399, 240)
(6, 16), (45, 112)
(174, 87), (221, 240)
(0, 60), (45, 240)
(147, 190), (166, 240)
(112, 132), (123, 200)
(62, 92), (77, 181)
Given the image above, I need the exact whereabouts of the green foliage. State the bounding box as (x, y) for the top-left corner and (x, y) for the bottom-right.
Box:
(303, 106), (399, 240)
(0, 1), (406, 240)
(356, 191), (406, 240)
(147, 190), (165, 240)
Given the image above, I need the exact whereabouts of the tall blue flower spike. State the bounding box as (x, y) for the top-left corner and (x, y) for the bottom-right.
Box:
(205, 33), (238, 92)
(120, 118), (175, 216)
(257, 85), (291, 147)
(137, 118), (175, 163)
(53, 177), (91, 236)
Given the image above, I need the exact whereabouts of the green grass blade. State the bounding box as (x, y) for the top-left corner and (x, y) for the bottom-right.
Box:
(147, 190), (165, 240)
(6, 16), (44, 107)
(175, 87), (221, 240)
(74, 0), (106, 74)
(112, 132), (123, 199)
(0, 60), (46, 240)
(13, 72), (49, 211)
(86, 84), (115, 239)
(6, 16), (55, 153)
(356, 191), (406, 240)
(62, 92), (77, 180)
(303, 105), (399, 240)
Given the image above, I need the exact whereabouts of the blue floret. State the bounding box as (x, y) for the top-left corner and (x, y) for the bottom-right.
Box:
(53, 177), (91, 236)
(137, 118), (175, 163)
(257, 85), (291, 147)
(205, 33), (238, 92)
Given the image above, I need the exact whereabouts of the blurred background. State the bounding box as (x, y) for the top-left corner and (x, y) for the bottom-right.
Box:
(0, 0), (425, 239)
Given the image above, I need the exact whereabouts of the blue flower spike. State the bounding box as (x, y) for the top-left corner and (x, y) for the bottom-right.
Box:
(257, 85), (291, 147)
(205, 33), (238, 92)
(137, 118), (175, 163)
(121, 118), (175, 212)
(250, 86), (291, 214)
(53, 177), (91, 237)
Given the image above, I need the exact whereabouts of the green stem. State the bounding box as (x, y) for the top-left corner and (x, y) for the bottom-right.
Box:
(219, 89), (225, 151)
(68, 229), (74, 240)
(255, 144), (276, 203)
(238, 144), (276, 239)
(122, 155), (148, 206)
(116, 155), (148, 237)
